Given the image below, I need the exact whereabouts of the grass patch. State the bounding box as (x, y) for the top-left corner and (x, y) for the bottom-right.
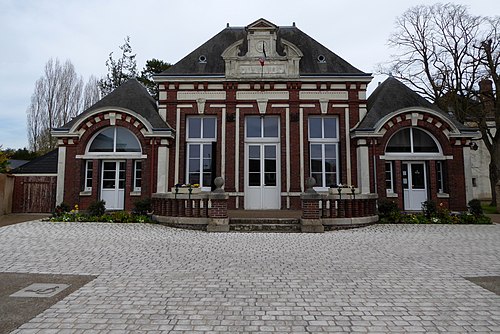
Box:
(482, 204), (498, 214)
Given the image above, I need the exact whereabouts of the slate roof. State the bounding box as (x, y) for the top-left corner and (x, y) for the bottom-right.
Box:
(58, 79), (171, 131)
(157, 24), (369, 77)
(11, 149), (58, 174)
(358, 77), (471, 131)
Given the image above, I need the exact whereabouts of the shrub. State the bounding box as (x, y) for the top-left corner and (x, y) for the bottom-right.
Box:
(468, 199), (483, 216)
(378, 199), (401, 223)
(53, 202), (71, 217)
(421, 200), (437, 218)
(133, 197), (152, 215)
(87, 200), (106, 217)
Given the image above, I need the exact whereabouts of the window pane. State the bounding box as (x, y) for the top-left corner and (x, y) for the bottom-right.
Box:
(311, 173), (323, 187)
(246, 117), (261, 137)
(323, 118), (337, 138)
(249, 159), (260, 173)
(249, 173), (260, 186)
(309, 117), (322, 138)
(189, 159), (200, 173)
(325, 173), (336, 187)
(249, 145), (260, 159)
(264, 145), (276, 159)
(386, 128), (411, 152)
(188, 173), (200, 185)
(311, 159), (322, 173)
(265, 159), (276, 173)
(412, 128), (439, 152)
(202, 173), (211, 187)
(324, 144), (336, 159)
(310, 144), (322, 159)
(265, 172), (276, 186)
(203, 118), (216, 139)
(189, 144), (200, 158)
(188, 118), (201, 138)
(89, 128), (114, 152)
(115, 127), (141, 152)
(202, 144), (211, 158)
(325, 159), (336, 173)
(263, 117), (279, 137)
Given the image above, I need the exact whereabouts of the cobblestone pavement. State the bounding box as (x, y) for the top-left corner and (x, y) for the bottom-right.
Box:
(1, 222), (499, 333)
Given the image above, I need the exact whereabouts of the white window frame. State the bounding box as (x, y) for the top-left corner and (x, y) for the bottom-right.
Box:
(84, 160), (93, 192)
(186, 116), (217, 190)
(385, 162), (394, 194)
(308, 116), (340, 189)
(133, 160), (142, 192)
(86, 126), (142, 156)
(385, 127), (442, 156)
(436, 160), (444, 193)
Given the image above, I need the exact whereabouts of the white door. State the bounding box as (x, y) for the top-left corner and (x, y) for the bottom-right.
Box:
(245, 143), (280, 209)
(101, 161), (125, 210)
(403, 162), (427, 211)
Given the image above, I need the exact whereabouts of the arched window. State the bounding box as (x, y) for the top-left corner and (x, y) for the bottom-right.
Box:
(386, 128), (439, 153)
(88, 127), (141, 153)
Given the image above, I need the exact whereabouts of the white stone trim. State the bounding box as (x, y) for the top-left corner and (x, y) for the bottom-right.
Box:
(286, 107), (291, 209)
(345, 107), (352, 186)
(357, 145), (370, 194)
(236, 91), (289, 100)
(177, 91), (226, 101)
(56, 147), (66, 205)
(235, 108), (240, 195)
(157, 146), (168, 193)
(463, 146), (473, 204)
(174, 108), (181, 185)
(221, 108), (226, 180)
(299, 91), (348, 101)
(75, 154), (146, 159)
(299, 107), (305, 192)
(12, 173), (56, 177)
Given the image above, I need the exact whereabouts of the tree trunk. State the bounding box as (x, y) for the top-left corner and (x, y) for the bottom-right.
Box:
(489, 162), (497, 206)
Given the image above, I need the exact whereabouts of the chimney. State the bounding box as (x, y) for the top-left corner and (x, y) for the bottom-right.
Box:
(479, 78), (494, 117)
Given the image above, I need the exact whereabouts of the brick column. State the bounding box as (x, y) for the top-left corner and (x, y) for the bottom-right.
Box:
(300, 177), (324, 233)
(207, 177), (230, 232)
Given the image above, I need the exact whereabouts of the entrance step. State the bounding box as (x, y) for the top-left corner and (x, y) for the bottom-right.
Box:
(229, 218), (301, 232)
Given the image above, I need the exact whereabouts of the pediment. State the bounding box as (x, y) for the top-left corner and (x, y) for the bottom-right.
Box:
(247, 18), (278, 31)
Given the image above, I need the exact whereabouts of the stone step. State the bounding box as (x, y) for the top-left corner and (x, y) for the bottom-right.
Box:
(229, 218), (301, 232)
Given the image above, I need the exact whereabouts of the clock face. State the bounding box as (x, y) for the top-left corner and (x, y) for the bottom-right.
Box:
(255, 41), (267, 53)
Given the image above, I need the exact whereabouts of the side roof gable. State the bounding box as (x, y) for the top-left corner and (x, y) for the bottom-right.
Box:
(58, 79), (171, 131)
(358, 77), (470, 131)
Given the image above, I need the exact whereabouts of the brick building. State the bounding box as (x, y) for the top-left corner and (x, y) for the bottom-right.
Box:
(52, 18), (477, 212)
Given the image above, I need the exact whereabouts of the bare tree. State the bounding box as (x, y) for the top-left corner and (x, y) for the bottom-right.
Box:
(83, 75), (101, 110)
(26, 58), (98, 154)
(382, 3), (500, 207)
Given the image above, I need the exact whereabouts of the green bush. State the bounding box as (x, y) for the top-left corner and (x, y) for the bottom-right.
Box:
(87, 200), (106, 217)
(421, 200), (437, 218)
(468, 199), (483, 216)
(133, 197), (152, 215)
(377, 200), (401, 224)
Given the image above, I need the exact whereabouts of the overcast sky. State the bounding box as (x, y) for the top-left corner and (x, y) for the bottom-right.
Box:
(1, 0), (498, 149)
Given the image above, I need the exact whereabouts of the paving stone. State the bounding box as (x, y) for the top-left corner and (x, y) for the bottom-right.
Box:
(0, 222), (499, 333)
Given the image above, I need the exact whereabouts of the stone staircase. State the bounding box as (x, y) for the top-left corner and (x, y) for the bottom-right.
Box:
(228, 210), (302, 232)
(229, 217), (301, 232)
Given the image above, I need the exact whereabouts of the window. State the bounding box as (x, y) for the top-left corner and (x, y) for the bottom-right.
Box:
(386, 128), (439, 153)
(89, 127), (141, 153)
(308, 117), (339, 187)
(385, 162), (394, 193)
(84, 160), (93, 191)
(436, 161), (445, 193)
(134, 161), (142, 192)
(186, 117), (216, 188)
(246, 116), (279, 138)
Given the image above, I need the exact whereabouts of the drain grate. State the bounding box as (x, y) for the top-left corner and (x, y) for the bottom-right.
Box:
(10, 283), (70, 298)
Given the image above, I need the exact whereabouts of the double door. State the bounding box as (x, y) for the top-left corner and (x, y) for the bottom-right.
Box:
(403, 162), (427, 211)
(244, 143), (280, 209)
(101, 161), (125, 210)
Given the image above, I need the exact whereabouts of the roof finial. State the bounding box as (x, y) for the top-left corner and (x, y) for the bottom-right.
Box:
(292, 22), (296, 27)
(226, 23), (229, 28)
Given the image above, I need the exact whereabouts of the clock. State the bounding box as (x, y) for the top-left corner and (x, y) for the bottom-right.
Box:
(255, 41), (268, 53)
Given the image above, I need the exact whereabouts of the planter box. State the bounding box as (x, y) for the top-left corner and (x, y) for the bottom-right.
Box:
(171, 187), (201, 194)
